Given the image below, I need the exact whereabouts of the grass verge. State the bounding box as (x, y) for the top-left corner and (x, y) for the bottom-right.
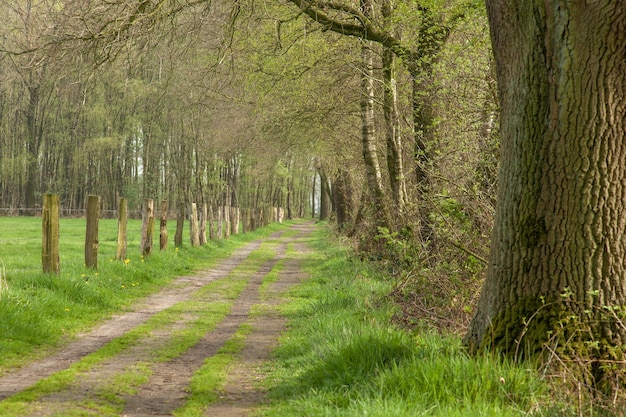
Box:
(260, 225), (549, 416)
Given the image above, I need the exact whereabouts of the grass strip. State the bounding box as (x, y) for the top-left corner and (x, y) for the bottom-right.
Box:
(260, 225), (550, 416)
(174, 323), (254, 417)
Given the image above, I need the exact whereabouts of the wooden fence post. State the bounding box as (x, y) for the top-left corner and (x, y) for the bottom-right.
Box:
(175, 202), (185, 247)
(208, 205), (215, 240)
(116, 198), (128, 261)
(159, 200), (168, 250)
(85, 195), (100, 269)
(199, 203), (207, 245)
(224, 205), (231, 238)
(141, 198), (154, 256)
(230, 207), (239, 235)
(217, 206), (223, 239)
(190, 203), (200, 247)
(42, 194), (60, 274)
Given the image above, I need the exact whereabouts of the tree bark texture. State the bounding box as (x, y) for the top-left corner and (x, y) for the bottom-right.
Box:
(361, 39), (389, 228)
(359, 0), (390, 229)
(382, 0), (406, 214)
(333, 169), (355, 232)
(466, 0), (626, 366)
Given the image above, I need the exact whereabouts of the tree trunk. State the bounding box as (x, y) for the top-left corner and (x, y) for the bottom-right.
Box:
(465, 0), (626, 388)
(318, 166), (332, 221)
(382, 0), (406, 214)
(333, 169), (354, 232)
(359, 0), (390, 230)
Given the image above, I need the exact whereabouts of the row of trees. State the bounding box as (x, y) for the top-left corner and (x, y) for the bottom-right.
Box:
(0, 0), (317, 218)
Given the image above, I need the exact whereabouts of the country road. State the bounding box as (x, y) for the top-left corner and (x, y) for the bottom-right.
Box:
(0, 222), (315, 417)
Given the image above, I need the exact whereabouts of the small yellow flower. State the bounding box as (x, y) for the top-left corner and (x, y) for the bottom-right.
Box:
(124, 259), (130, 265)
(64, 308), (70, 312)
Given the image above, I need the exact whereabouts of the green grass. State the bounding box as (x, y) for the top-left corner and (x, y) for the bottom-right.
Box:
(174, 323), (254, 417)
(0, 219), (292, 416)
(0, 216), (286, 371)
(260, 225), (549, 416)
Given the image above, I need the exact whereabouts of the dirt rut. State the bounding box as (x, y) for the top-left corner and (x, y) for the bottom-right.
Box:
(0, 222), (314, 416)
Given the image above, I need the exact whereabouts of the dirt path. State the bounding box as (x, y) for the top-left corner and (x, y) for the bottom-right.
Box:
(0, 222), (314, 416)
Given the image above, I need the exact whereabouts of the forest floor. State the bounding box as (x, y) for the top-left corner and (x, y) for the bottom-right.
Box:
(0, 222), (314, 417)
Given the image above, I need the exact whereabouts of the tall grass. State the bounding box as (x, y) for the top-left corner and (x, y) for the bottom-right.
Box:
(262, 226), (550, 416)
(0, 216), (285, 371)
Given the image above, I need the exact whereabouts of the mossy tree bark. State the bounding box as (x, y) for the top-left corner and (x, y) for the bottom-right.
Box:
(465, 0), (626, 384)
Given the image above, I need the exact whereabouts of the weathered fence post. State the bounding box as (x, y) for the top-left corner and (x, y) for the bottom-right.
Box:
(190, 203), (200, 247)
(224, 205), (231, 239)
(175, 202), (184, 247)
(85, 195), (100, 269)
(199, 203), (207, 245)
(208, 205), (215, 241)
(231, 207), (240, 235)
(278, 207), (284, 223)
(116, 198), (128, 261)
(242, 208), (250, 234)
(159, 200), (168, 251)
(42, 194), (60, 274)
(141, 198), (154, 256)
(217, 206), (223, 239)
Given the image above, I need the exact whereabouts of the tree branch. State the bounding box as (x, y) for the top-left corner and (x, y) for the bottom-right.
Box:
(286, 0), (411, 61)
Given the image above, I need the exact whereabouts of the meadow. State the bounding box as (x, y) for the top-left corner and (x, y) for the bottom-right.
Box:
(0, 216), (268, 371)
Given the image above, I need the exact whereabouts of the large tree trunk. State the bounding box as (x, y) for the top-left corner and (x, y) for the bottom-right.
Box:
(465, 0), (626, 387)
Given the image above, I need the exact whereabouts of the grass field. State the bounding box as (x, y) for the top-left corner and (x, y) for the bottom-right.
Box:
(0, 216), (276, 371)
